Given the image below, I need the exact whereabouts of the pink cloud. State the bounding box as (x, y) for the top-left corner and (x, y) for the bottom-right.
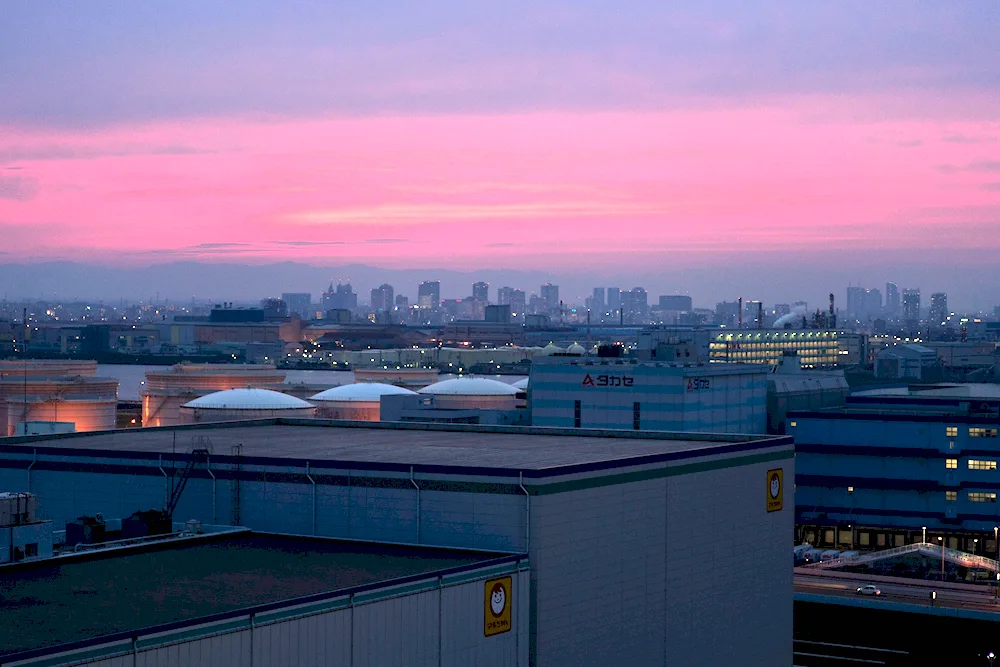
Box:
(1, 99), (998, 269)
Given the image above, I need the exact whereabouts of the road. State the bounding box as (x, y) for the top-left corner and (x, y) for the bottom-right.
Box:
(795, 572), (1000, 613)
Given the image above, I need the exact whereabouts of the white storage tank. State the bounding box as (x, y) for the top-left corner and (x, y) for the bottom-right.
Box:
(142, 364), (287, 427)
(417, 377), (519, 410)
(179, 388), (315, 424)
(310, 383), (417, 421)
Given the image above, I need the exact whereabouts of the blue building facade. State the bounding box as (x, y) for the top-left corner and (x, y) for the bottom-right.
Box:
(792, 387), (1000, 553)
(530, 359), (768, 434)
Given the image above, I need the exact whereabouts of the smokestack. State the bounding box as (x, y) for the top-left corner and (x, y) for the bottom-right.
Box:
(757, 302), (764, 330)
(829, 293), (835, 328)
(738, 297), (743, 329)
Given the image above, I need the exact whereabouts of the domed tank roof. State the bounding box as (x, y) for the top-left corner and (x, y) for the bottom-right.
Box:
(418, 377), (519, 396)
(512, 378), (529, 390)
(537, 342), (564, 356)
(183, 388), (313, 410)
(310, 383), (417, 402)
(565, 343), (586, 355)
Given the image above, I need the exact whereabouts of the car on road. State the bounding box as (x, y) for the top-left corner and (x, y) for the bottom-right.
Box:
(856, 584), (881, 596)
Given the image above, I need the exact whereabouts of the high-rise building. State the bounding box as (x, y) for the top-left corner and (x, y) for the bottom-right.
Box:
(885, 282), (900, 315)
(929, 292), (948, 326)
(902, 288), (921, 323)
(498, 287), (526, 319)
(322, 283), (357, 311)
(370, 284), (394, 313)
(658, 295), (692, 312)
(621, 288), (649, 325)
(395, 295), (409, 309)
(846, 286), (882, 320)
(417, 281), (441, 309)
(591, 288), (606, 312)
(281, 293), (312, 319)
(540, 283), (559, 315)
(607, 288), (621, 316)
(472, 281), (489, 303)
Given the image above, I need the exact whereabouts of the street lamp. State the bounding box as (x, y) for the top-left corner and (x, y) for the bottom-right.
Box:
(975, 538), (980, 555)
(994, 526), (998, 561)
(938, 536), (945, 579)
(988, 650), (995, 666)
(922, 526), (927, 544)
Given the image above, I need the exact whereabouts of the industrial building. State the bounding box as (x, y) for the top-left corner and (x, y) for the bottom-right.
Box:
(0, 530), (527, 666)
(708, 329), (867, 368)
(792, 383), (1000, 553)
(765, 351), (849, 434)
(530, 358), (768, 434)
(141, 363), (287, 427)
(0, 360), (119, 435)
(0, 420), (793, 666)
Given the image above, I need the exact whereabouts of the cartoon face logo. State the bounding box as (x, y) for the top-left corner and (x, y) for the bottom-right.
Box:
(769, 473), (781, 499)
(490, 582), (507, 617)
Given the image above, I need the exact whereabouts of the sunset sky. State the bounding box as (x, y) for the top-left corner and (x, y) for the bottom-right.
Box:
(1, 2), (999, 305)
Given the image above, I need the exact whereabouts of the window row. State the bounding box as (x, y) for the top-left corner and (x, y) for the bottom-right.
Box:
(946, 426), (998, 438)
(967, 492), (997, 503)
(945, 458), (997, 470)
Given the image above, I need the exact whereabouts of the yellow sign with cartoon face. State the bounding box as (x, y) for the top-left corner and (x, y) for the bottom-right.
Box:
(484, 576), (512, 637)
(767, 469), (783, 512)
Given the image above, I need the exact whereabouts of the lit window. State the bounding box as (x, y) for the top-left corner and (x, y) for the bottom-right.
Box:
(789, 421), (797, 427)
(970, 427), (998, 438)
(968, 492), (997, 503)
(847, 486), (854, 494)
(946, 426), (958, 437)
(968, 459), (998, 471)
(946, 491), (957, 502)
(946, 459), (958, 469)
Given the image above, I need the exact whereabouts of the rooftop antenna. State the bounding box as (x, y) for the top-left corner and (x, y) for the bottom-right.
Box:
(738, 297), (743, 329)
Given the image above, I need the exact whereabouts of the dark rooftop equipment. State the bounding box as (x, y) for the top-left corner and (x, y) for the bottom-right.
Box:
(122, 509), (173, 539)
(65, 514), (106, 547)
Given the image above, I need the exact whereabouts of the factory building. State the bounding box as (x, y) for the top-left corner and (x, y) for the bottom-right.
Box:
(310, 383), (417, 420)
(0, 531), (527, 667)
(0, 360), (119, 436)
(530, 358), (768, 434)
(765, 351), (849, 434)
(0, 420), (793, 666)
(141, 364), (287, 427)
(709, 329), (867, 368)
(792, 383), (1000, 552)
(179, 388), (316, 424)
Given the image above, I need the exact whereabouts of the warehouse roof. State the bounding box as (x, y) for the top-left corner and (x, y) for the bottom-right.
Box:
(0, 532), (515, 659)
(2, 420), (791, 474)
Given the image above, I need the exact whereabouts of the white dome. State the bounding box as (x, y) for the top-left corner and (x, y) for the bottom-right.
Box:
(566, 343), (586, 355)
(183, 388), (313, 410)
(512, 378), (529, 390)
(419, 377), (519, 396)
(310, 383), (417, 403)
(537, 342), (564, 356)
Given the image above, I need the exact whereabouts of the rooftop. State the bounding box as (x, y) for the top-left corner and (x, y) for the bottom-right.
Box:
(1, 420), (789, 474)
(0, 532), (511, 659)
(183, 387), (313, 410)
(310, 382), (416, 402)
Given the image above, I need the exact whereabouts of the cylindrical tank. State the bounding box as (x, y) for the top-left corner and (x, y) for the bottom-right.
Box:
(142, 364), (287, 428)
(179, 388), (315, 424)
(0, 359), (98, 378)
(417, 377), (519, 410)
(351, 368), (439, 389)
(310, 383), (417, 421)
(0, 375), (119, 435)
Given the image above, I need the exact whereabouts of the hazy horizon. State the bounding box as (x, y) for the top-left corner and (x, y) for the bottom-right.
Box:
(0, 258), (996, 313)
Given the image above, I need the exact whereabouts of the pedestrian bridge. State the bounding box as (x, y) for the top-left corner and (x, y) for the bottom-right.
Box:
(804, 542), (1000, 573)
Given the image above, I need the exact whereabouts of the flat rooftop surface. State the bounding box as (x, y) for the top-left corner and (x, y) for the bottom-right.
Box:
(0, 533), (500, 657)
(11, 421), (786, 470)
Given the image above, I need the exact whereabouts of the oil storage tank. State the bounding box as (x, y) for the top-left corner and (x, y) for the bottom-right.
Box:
(310, 383), (417, 421)
(179, 388), (315, 424)
(0, 363), (118, 435)
(417, 377), (519, 410)
(142, 364), (286, 427)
